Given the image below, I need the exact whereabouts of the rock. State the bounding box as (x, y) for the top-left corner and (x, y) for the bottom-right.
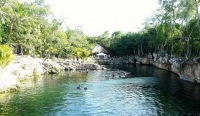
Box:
(137, 53), (200, 83)
(83, 63), (101, 70)
(179, 62), (200, 83)
(42, 59), (62, 74)
(135, 56), (149, 64)
(0, 55), (63, 92)
(69, 66), (76, 71)
(193, 57), (200, 63)
(9, 86), (18, 92)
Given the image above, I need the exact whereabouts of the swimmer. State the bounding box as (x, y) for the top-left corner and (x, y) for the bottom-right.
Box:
(86, 69), (89, 73)
(77, 84), (81, 90)
(84, 87), (87, 91)
(112, 74), (115, 77)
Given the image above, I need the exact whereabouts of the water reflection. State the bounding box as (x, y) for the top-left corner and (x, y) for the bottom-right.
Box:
(1, 64), (200, 116)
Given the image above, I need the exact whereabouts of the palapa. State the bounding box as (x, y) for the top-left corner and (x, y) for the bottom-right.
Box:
(91, 44), (108, 54)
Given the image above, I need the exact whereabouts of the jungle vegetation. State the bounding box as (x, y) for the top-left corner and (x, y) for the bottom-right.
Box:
(0, 0), (199, 62)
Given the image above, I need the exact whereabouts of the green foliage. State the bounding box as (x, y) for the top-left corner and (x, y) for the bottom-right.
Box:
(172, 42), (184, 54)
(72, 47), (89, 61)
(0, 0), (200, 61)
(77, 49), (90, 61)
(0, 45), (14, 70)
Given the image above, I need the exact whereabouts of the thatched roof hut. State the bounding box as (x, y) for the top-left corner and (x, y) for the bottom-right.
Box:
(91, 44), (108, 54)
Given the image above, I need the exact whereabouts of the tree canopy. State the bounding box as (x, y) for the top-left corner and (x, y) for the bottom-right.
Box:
(0, 0), (199, 60)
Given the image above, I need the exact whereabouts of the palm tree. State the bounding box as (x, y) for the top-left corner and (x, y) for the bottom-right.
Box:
(0, 45), (15, 73)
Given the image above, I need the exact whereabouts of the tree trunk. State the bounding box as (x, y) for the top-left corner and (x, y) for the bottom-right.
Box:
(140, 44), (143, 55)
(171, 0), (175, 56)
(15, 45), (21, 55)
(138, 46), (140, 56)
(194, 0), (200, 35)
(186, 21), (198, 58)
(20, 45), (23, 55)
(172, 0), (176, 25)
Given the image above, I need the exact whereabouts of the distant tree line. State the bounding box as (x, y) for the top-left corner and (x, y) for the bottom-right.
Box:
(95, 0), (200, 59)
(0, 0), (199, 61)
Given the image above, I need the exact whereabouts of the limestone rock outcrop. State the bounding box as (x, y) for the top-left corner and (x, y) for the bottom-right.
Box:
(136, 53), (200, 83)
(0, 55), (101, 93)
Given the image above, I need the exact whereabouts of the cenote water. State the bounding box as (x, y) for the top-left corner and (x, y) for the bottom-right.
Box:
(1, 64), (200, 116)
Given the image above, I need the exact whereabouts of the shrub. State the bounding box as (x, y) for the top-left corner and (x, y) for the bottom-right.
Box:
(0, 45), (15, 71)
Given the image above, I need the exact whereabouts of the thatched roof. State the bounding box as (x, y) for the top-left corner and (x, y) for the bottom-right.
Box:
(91, 44), (108, 54)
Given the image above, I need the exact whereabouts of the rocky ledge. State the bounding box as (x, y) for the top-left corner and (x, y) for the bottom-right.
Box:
(1, 54), (199, 93)
(135, 53), (200, 83)
(0, 55), (101, 93)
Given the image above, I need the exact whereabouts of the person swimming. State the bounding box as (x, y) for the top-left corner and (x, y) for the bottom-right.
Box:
(77, 84), (81, 90)
(84, 87), (87, 91)
(86, 69), (89, 73)
(124, 72), (126, 76)
(112, 74), (115, 77)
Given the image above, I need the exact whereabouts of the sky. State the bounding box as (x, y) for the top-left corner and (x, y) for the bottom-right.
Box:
(20, 0), (159, 36)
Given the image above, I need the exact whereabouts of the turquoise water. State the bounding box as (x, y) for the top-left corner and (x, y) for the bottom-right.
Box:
(1, 64), (200, 116)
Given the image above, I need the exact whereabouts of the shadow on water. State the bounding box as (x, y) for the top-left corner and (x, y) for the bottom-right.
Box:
(1, 64), (200, 116)
(106, 64), (200, 115)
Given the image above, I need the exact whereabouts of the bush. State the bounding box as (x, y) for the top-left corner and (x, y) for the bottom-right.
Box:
(0, 45), (15, 71)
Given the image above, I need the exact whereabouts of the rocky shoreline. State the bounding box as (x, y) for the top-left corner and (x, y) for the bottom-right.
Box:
(1, 53), (199, 93)
(0, 55), (101, 93)
(95, 54), (200, 83)
(135, 53), (200, 83)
